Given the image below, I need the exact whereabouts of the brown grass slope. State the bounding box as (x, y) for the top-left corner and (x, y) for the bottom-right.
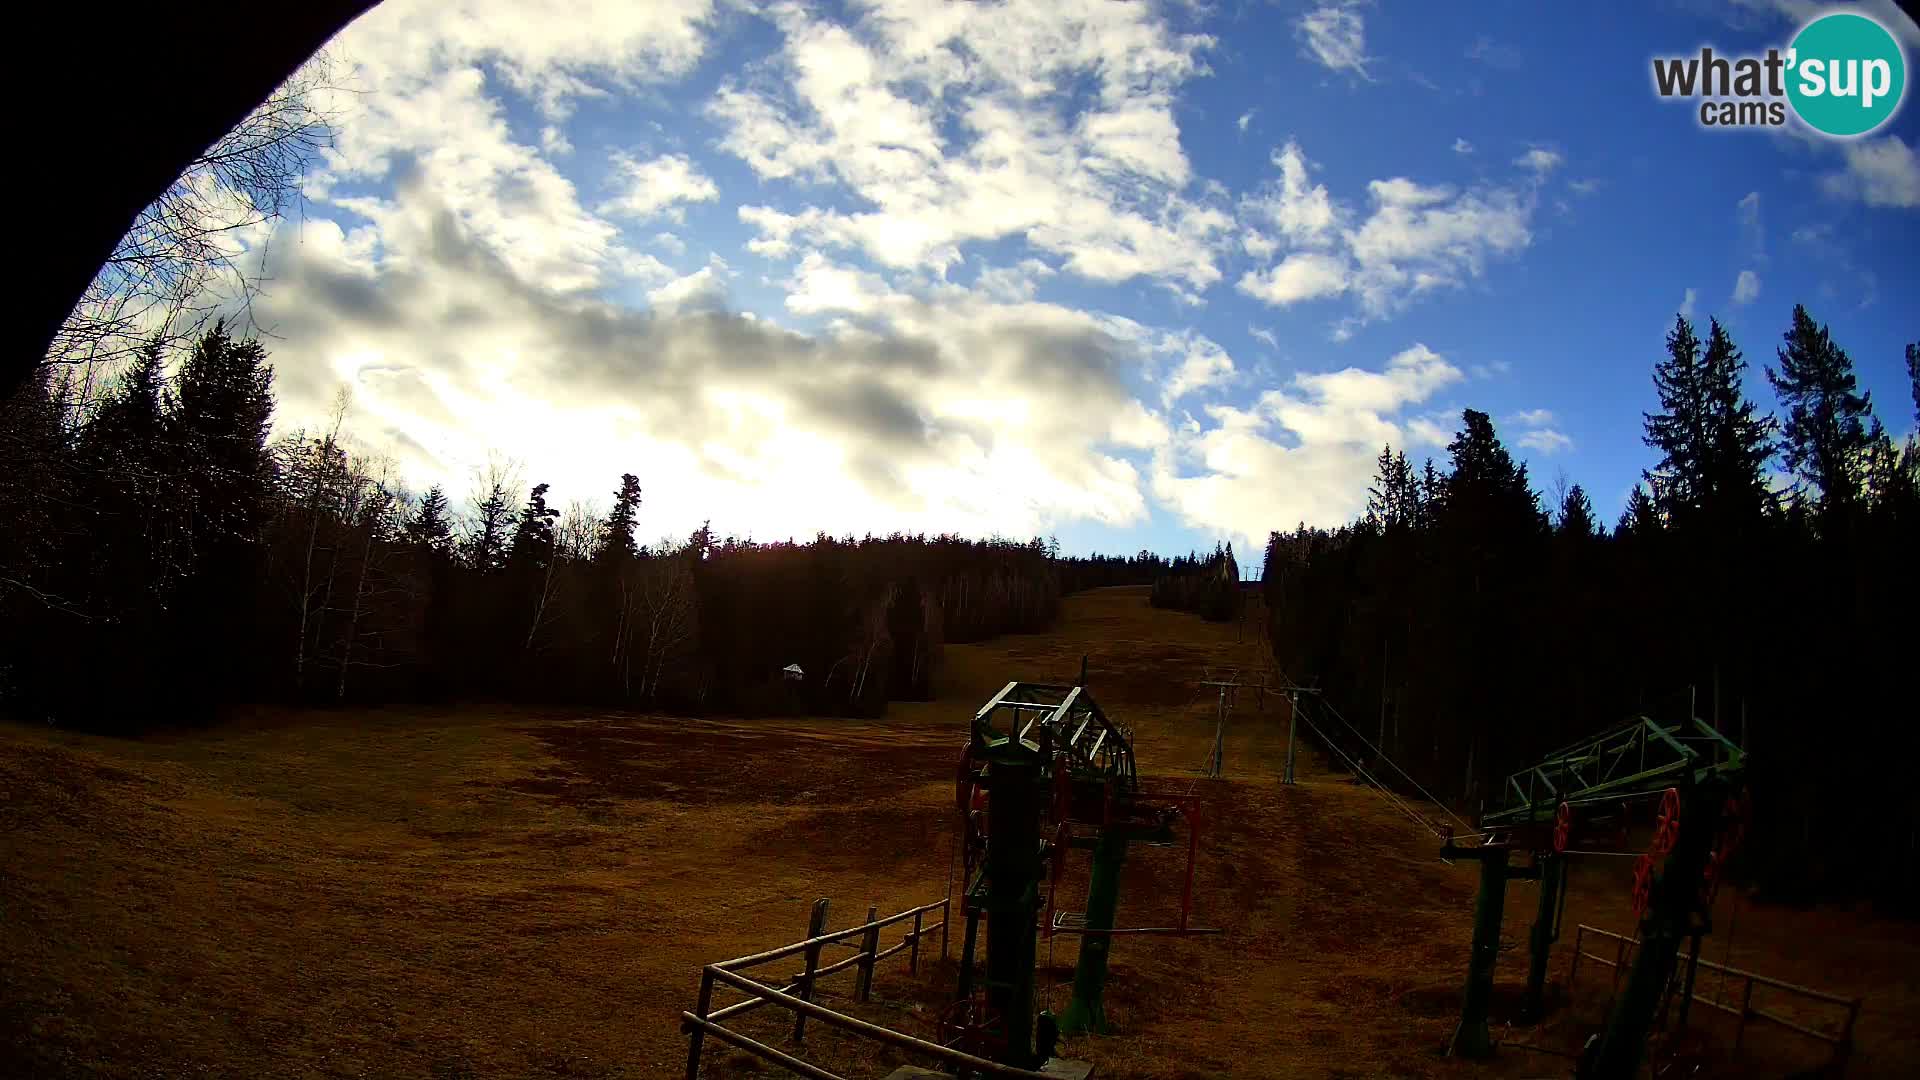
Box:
(2, 587), (1916, 1079)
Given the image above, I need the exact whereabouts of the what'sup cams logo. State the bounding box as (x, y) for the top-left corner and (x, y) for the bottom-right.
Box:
(1652, 10), (1908, 136)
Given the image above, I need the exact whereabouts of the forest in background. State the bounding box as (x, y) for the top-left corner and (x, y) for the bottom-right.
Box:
(1149, 544), (1246, 623)
(5, 296), (1916, 911)
(0, 324), (1170, 727)
(1262, 305), (1919, 911)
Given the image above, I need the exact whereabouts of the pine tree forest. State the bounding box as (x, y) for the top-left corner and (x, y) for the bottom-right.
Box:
(1262, 307), (1919, 912)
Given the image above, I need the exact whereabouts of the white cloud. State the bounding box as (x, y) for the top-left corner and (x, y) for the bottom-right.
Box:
(1679, 287), (1697, 319)
(1515, 148), (1563, 175)
(1160, 334), (1237, 404)
(973, 258), (1058, 303)
(332, 0), (717, 119)
(1295, 3), (1371, 80)
(710, 2), (1230, 290)
(1732, 269), (1761, 305)
(600, 152), (719, 222)
(1237, 109), (1255, 134)
(1237, 252), (1350, 306)
(1453, 137), (1474, 155)
(1821, 136), (1920, 208)
(648, 255), (731, 313)
(1242, 141), (1342, 248)
(244, 203), (1167, 545)
(1468, 359), (1512, 379)
(1507, 406), (1570, 453)
(1109, 400), (1171, 451)
(221, 0), (1628, 554)
(305, 0), (720, 295)
(1568, 178), (1603, 196)
(1517, 428), (1573, 454)
(1237, 138), (1538, 322)
(1151, 344), (1463, 549)
(783, 251), (892, 316)
(616, 249), (677, 284)
(1345, 181), (1533, 314)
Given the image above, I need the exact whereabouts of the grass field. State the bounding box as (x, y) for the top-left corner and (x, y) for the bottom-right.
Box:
(3, 587), (1917, 1079)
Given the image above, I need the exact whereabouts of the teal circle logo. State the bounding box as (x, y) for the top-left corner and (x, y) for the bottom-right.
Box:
(1786, 13), (1906, 136)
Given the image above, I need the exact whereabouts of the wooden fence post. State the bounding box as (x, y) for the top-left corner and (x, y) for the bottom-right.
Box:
(909, 908), (924, 975)
(1834, 998), (1861, 1075)
(684, 967), (714, 1080)
(792, 898), (830, 1043)
(856, 904), (880, 1002)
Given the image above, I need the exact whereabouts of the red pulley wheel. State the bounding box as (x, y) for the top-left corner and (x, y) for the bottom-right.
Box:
(1631, 852), (1656, 918)
(1553, 801), (1572, 854)
(1650, 787), (1681, 858)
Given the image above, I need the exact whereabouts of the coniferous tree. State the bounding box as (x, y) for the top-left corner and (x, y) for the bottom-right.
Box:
(1644, 315), (1773, 527)
(599, 473), (642, 561)
(0, 371), (73, 623)
(1616, 484), (1661, 537)
(1439, 409), (1542, 538)
(72, 341), (184, 610)
(1366, 446), (1419, 531)
(1644, 315), (1708, 519)
(1366, 445), (1397, 529)
(1698, 318), (1777, 526)
(507, 483), (559, 570)
(170, 322), (276, 704)
(1419, 458), (1442, 526)
(405, 486), (454, 554)
(1861, 418), (1917, 512)
(1768, 304), (1875, 515)
(1906, 342), (1918, 424)
(463, 482), (514, 574)
(1557, 483), (1597, 538)
(170, 320), (275, 548)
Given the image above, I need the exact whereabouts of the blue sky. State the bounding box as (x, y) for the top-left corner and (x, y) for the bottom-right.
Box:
(246, 0), (1919, 561)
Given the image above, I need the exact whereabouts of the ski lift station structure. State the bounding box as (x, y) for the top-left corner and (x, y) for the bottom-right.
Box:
(1433, 709), (1751, 1078)
(949, 676), (1219, 1071)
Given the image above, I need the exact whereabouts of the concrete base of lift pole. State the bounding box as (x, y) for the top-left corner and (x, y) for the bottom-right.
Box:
(882, 1061), (1095, 1080)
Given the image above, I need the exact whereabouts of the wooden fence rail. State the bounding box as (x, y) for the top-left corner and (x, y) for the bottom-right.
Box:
(1569, 923), (1862, 1075)
(685, 896), (1006, 1080)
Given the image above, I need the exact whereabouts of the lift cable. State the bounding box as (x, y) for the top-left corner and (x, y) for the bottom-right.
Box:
(1306, 690), (1480, 838)
(1289, 702), (1448, 839)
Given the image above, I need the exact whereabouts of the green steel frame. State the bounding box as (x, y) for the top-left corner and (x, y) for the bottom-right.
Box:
(957, 681), (1203, 1061)
(971, 680), (1138, 793)
(1481, 715), (1745, 830)
(1443, 705), (1748, 1078)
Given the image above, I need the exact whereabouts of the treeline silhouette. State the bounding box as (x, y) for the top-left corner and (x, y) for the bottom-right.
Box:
(0, 323), (1165, 728)
(1149, 543), (1244, 622)
(1261, 305), (1919, 911)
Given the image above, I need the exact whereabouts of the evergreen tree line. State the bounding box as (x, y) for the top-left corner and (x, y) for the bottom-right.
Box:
(1149, 542), (1245, 622)
(1261, 305), (1919, 911)
(1058, 550), (1175, 594)
(0, 324), (1164, 728)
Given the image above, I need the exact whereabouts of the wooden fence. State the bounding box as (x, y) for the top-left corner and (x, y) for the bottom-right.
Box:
(1569, 923), (1862, 1075)
(682, 895), (1060, 1080)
